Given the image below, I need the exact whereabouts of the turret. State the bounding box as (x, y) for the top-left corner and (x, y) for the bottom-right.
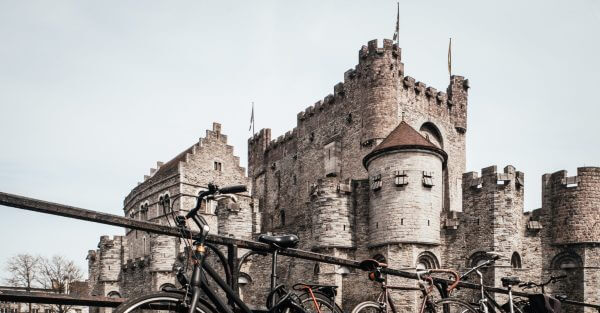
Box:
(309, 177), (354, 250)
(363, 122), (447, 247)
(358, 39), (402, 147)
(543, 167), (600, 244)
(97, 236), (123, 282)
(447, 75), (469, 133)
(217, 196), (254, 240)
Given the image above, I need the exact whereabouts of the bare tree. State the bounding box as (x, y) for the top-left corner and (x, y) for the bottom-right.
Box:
(4, 254), (41, 313)
(37, 255), (83, 313)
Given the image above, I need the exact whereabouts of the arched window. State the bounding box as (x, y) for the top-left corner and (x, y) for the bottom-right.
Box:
(511, 252), (522, 269)
(159, 283), (176, 291)
(420, 122), (444, 149)
(469, 251), (489, 268)
(280, 210), (285, 226)
(552, 252), (582, 270)
(159, 193), (171, 215)
(416, 251), (440, 270)
(313, 263), (320, 275)
(140, 202), (149, 220)
(107, 291), (121, 298)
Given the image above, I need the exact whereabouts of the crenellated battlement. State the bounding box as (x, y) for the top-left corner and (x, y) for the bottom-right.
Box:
(463, 165), (524, 192)
(402, 76), (452, 107)
(99, 235), (124, 248)
(265, 128), (297, 152)
(358, 39), (400, 59)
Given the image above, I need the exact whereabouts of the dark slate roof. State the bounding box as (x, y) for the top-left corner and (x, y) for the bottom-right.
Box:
(362, 121), (447, 168)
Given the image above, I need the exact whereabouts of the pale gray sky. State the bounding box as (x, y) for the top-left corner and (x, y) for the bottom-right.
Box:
(1, 1), (599, 277)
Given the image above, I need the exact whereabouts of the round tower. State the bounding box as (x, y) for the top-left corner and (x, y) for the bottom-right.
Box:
(357, 39), (402, 146)
(546, 167), (600, 244)
(310, 177), (354, 250)
(363, 121), (447, 247)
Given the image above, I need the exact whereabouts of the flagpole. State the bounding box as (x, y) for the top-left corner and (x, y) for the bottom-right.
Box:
(448, 37), (452, 79)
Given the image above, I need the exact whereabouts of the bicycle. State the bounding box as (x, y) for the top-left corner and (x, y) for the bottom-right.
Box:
(516, 276), (567, 313)
(351, 259), (478, 313)
(259, 233), (342, 313)
(114, 183), (340, 313)
(458, 252), (526, 313)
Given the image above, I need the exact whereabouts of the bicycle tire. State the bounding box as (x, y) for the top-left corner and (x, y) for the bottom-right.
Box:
(114, 291), (217, 313)
(297, 291), (343, 313)
(431, 298), (479, 313)
(351, 301), (382, 313)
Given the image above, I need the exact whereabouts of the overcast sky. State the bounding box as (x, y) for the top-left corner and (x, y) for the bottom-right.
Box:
(1, 1), (599, 277)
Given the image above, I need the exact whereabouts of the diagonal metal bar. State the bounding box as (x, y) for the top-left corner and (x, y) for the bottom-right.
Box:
(0, 290), (123, 307)
(1, 191), (599, 310)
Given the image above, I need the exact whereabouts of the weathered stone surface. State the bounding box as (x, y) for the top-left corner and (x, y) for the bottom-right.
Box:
(88, 37), (599, 313)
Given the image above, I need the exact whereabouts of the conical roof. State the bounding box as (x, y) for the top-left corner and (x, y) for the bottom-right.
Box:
(362, 121), (447, 168)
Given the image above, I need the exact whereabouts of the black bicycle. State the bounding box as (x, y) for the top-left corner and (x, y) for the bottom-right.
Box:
(459, 252), (527, 313)
(114, 183), (340, 313)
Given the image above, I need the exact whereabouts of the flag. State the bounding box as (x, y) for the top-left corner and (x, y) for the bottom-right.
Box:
(392, 2), (399, 43)
(249, 102), (254, 133)
(448, 38), (452, 77)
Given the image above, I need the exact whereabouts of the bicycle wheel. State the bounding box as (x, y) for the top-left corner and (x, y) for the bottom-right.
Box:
(351, 301), (382, 313)
(431, 298), (479, 313)
(114, 292), (217, 313)
(297, 291), (343, 313)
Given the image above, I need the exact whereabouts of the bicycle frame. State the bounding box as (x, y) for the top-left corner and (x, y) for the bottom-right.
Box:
(375, 279), (433, 313)
(190, 242), (254, 313)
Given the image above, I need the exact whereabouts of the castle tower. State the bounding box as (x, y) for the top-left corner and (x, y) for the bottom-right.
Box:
(309, 177), (354, 250)
(363, 121), (447, 247)
(541, 167), (600, 307)
(357, 39), (402, 147)
(544, 167), (600, 245)
(460, 165), (525, 287)
(98, 236), (123, 284)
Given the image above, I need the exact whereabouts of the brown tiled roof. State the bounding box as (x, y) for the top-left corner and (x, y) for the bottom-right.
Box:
(363, 121), (447, 168)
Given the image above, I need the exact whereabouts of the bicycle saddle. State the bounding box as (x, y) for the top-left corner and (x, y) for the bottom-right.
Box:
(359, 259), (388, 271)
(258, 234), (299, 249)
(501, 276), (521, 287)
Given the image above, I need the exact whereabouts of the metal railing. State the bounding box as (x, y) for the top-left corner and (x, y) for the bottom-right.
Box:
(1, 191), (598, 312)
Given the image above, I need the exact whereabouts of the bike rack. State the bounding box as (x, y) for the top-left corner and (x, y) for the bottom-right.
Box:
(1, 191), (599, 313)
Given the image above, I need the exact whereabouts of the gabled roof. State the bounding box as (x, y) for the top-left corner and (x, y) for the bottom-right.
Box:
(362, 121), (447, 168)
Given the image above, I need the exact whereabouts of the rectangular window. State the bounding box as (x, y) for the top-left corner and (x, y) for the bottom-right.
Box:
(371, 174), (382, 191)
(214, 161), (222, 171)
(422, 171), (434, 188)
(323, 141), (341, 177)
(394, 170), (408, 186)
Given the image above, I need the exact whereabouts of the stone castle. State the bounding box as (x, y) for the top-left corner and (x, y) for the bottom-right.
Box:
(87, 35), (600, 313)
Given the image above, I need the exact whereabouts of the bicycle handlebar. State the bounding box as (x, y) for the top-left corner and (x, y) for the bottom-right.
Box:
(423, 269), (461, 293)
(185, 184), (247, 219)
(519, 275), (567, 289)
